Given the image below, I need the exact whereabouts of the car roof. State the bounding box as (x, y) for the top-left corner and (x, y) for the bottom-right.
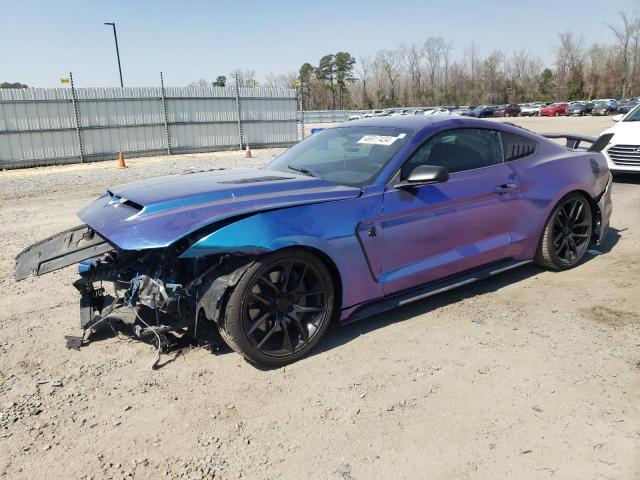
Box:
(340, 115), (459, 131)
(333, 115), (540, 138)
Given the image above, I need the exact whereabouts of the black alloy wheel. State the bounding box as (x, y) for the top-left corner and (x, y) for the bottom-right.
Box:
(221, 250), (334, 367)
(535, 193), (593, 270)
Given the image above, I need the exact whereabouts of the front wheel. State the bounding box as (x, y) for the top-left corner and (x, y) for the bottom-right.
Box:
(221, 249), (335, 367)
(535, 193), (593, 270)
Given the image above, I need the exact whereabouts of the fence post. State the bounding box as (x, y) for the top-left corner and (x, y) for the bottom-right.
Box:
(298, 82), (305, 140)
(69, 72), (85, 163)
(234, 74), (243, 149)
(160, 72), (172, 155)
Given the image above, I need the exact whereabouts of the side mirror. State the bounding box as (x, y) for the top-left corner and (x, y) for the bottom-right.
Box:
(396, 165), (449, 189)
(612, 114), (623, 122)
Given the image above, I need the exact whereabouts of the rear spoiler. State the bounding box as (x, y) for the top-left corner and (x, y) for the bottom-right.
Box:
(542, 133), (614, 152)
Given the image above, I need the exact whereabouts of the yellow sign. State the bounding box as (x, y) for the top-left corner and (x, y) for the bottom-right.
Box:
(294, 79), (301, 88)
(60, 77), (70, 84)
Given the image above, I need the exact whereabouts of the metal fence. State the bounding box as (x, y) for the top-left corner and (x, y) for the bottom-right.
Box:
(0, 77), (299, 169)
(302, 110), (353, 123)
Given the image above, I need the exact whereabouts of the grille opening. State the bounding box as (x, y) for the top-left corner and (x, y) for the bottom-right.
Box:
(607, 144), (640, 166)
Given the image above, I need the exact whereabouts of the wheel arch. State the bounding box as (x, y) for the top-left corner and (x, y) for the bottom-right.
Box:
(195, 244), (345, 328)
(280, 245), (343, 320)
(558, 189), (601, 241)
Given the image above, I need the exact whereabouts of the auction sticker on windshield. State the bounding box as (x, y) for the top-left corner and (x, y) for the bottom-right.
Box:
(357, 135), (399, 146)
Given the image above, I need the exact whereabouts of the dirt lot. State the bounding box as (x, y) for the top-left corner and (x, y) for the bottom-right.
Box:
(1, 117), (639, 480)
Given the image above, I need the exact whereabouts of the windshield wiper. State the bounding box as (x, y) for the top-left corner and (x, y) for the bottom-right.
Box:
(287, 164), (316, 177)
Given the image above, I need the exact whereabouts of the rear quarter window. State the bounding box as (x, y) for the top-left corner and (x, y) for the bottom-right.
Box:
(501, 131), (537, 161)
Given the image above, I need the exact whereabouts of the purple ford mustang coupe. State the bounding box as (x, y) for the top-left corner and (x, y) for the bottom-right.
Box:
(15, 116), (613, 367)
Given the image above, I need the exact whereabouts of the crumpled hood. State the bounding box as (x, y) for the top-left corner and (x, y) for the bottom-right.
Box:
(78, 168), (361, 250)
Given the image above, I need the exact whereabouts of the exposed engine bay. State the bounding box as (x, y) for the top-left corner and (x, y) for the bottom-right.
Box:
(15, 224), (252, 368)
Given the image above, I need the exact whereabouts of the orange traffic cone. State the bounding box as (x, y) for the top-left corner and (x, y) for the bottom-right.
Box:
(117, 151), (127, 169)
(244, 144), (252, 158)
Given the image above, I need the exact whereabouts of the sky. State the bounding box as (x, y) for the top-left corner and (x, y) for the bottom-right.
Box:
(1, 0), (639, 88)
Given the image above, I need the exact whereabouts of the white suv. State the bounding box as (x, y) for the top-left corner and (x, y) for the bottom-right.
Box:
(601, 104), (640, 173)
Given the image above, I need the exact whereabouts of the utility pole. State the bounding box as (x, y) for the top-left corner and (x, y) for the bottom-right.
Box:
(104, 22), (124, 87)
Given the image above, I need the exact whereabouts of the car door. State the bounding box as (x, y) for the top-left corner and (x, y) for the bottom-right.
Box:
(379, 127), (523, 296)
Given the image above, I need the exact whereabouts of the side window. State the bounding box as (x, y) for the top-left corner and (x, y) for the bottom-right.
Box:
(501, 131), (537, 162)
(401, 128), (503, 179)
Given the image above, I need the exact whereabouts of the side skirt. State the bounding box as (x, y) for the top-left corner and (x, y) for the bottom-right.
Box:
(344, 259), (532, 324)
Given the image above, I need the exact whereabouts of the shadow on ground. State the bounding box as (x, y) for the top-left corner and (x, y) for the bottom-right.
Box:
(612, 173), (640, 185)
(71, 227), (624, 369)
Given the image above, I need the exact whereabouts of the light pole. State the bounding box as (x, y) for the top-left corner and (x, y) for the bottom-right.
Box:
(104, 22), (123, 87)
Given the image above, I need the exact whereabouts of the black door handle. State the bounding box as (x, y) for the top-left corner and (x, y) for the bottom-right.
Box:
(494, 183), (518, 194)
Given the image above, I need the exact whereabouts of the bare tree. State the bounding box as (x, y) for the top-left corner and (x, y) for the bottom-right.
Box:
(356, 55), (372, 108)
(230, 69), (259, 88)
(555, 31), (585, 99)
(264, 72), (297, 89)
(632, 18), (640, 95)
(481, 50), (505, 103)
(188, 79), (210, 88)
(442, 41), (454, 103)
(423, 37), (445, 103)
(608, 12), (637, 97)
(400, 43), (423, 104)
(375, 49), (403, 105)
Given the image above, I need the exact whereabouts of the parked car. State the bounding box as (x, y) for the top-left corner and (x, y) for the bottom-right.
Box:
(461, 105), (496, 118)
(592, 101), (617, 116)
(601, 103), (640, 173)
(362, 110), (383, 118)
(423, 107), (452, 116)
(494, 104), (521, 117)
(348, 113), (365, 121)
(451, 106), (471, 115)
(16, 116), (613, 367)
(615, 101), (638, 114)
(566, 102), (595, 116)
(520, 103), (543, 116)
(540, 103), (569, 116)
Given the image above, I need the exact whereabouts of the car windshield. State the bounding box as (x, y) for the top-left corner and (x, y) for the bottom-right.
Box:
(473, 105), (486, 111)
(267, 126), (412, 187)
(623, 104), (640, 121)
(572, 103), (586, 107)
(594, 102), (607, 108)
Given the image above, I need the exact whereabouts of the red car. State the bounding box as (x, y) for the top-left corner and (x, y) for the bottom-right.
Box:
(540, 103), (569, 116)
(494, 104), (522, 117)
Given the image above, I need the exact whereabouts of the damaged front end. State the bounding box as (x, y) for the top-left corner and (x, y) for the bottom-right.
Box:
(15, 224), (252, 359)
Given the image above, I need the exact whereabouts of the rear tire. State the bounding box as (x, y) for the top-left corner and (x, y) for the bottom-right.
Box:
(535, 193), (593, 270)
(221, 249), (335, 367)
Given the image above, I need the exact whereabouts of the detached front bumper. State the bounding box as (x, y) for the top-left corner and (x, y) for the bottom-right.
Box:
(15, 225), (114, 281)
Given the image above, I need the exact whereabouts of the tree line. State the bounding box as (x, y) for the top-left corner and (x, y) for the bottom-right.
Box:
(193, 11), (639, 109)
(292, 11), (639, 110)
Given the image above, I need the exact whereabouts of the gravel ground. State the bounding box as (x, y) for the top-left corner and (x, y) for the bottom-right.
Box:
(1, 119), (639, 480)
